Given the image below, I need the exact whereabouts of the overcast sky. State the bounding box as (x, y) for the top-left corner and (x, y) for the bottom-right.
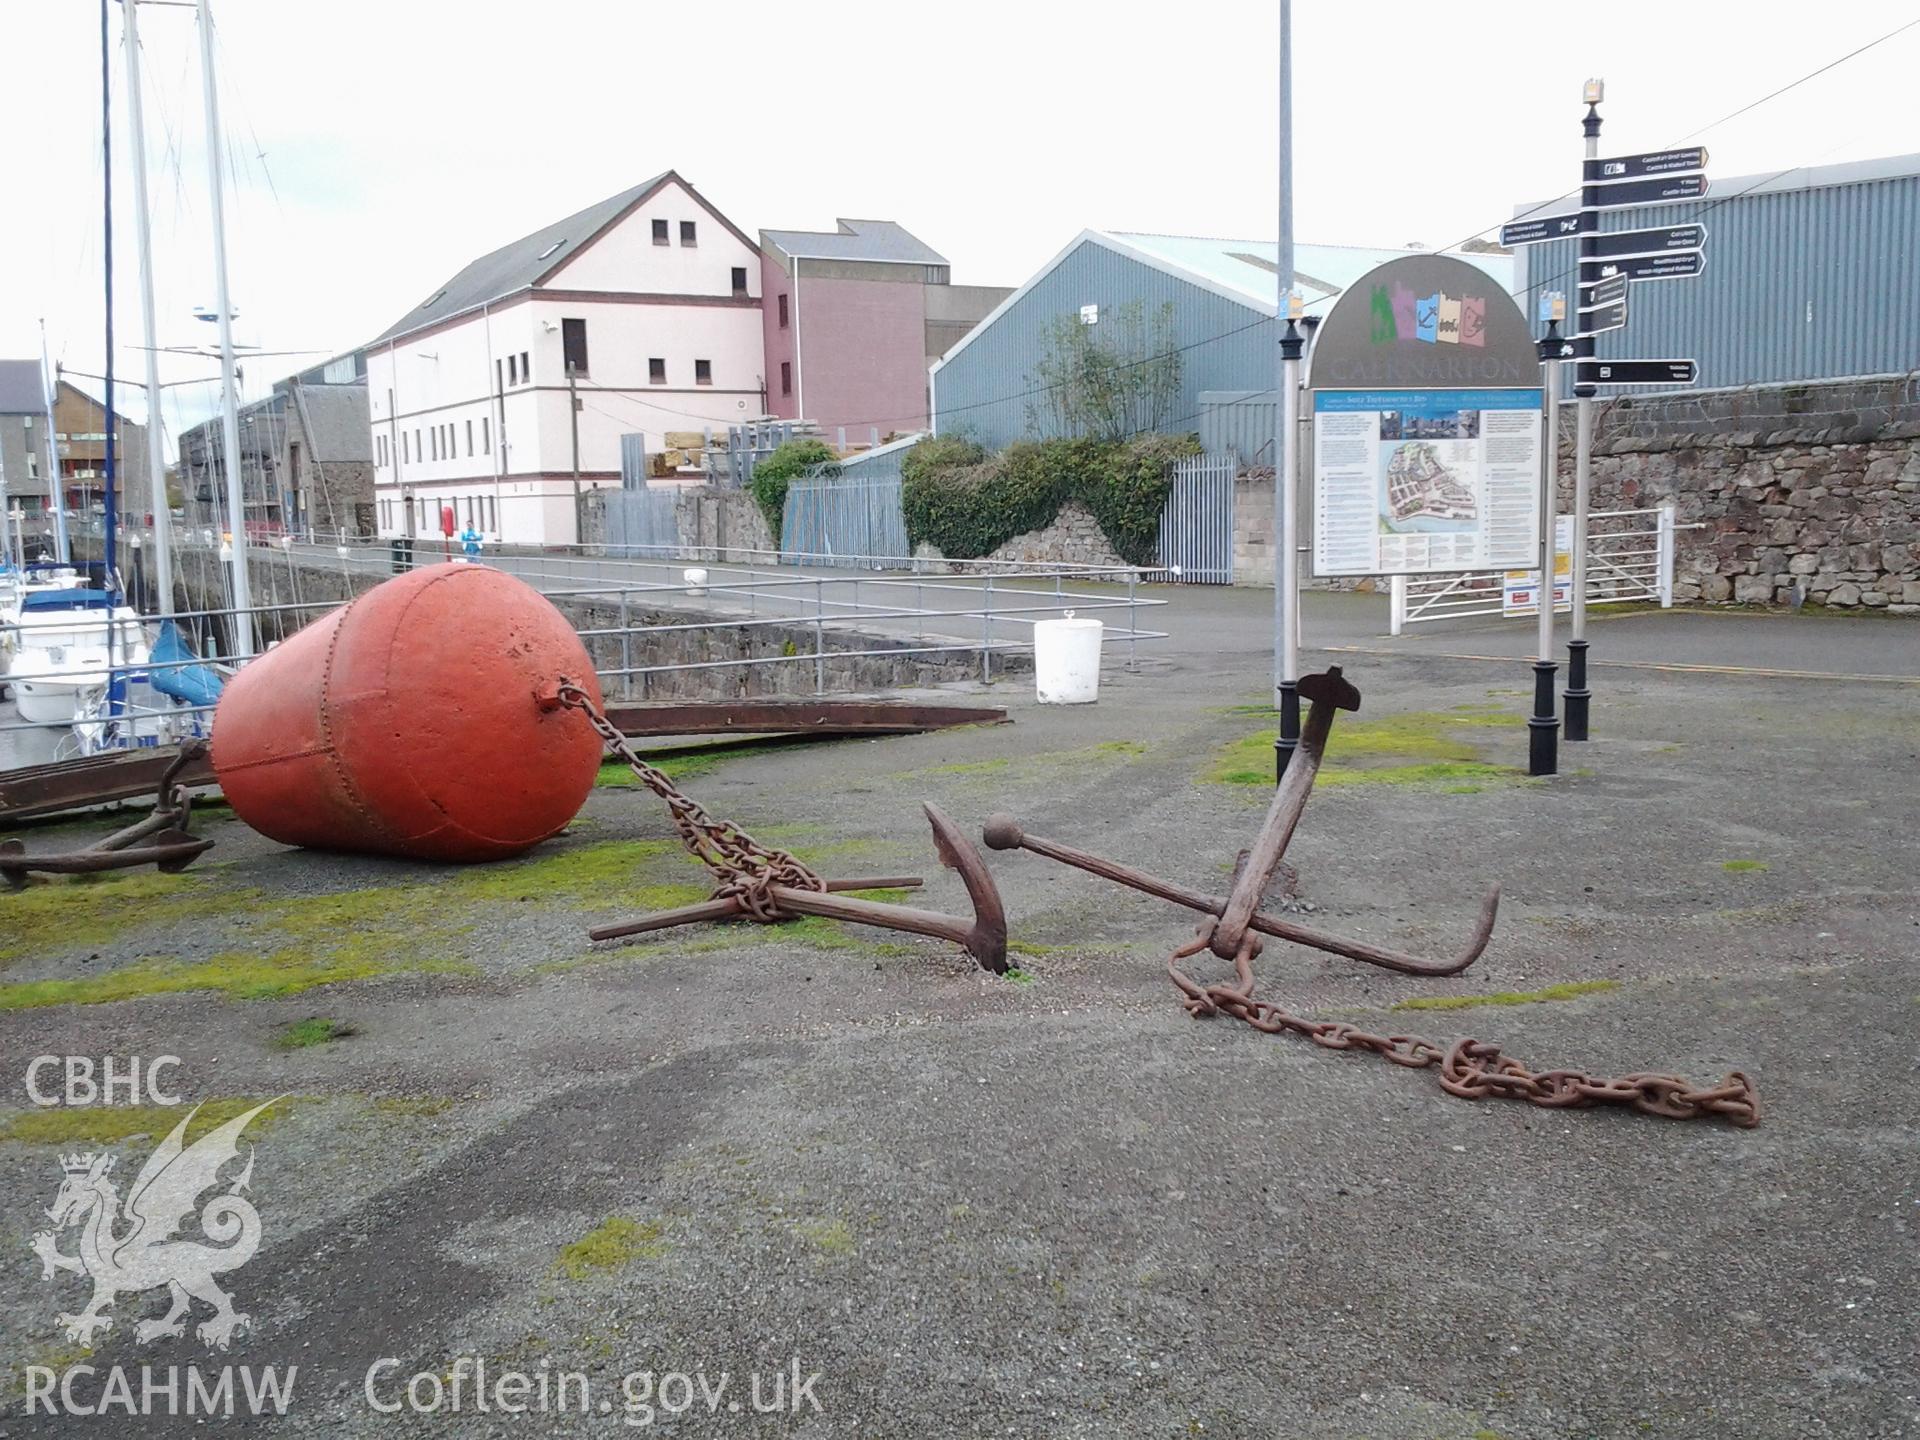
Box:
(3, 1), (1916, 454)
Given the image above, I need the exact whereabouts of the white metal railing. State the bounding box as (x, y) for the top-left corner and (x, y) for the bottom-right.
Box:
(1389, 506), (1684, 633)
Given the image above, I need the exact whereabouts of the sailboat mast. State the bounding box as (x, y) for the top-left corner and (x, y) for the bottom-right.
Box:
(40, 322), (68, 564)
(195, 0), (252, 655)
(101, 0), (118, 589)
(122, 0), (175, 617)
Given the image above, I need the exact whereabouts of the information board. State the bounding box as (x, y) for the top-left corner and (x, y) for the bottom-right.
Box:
(1502, 515), (1574, 614)
(1312, 388), (1543, 577)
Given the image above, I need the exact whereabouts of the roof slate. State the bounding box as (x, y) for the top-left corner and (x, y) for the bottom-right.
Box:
(760, 219), (947, 266)
(370, 173), (671, 346)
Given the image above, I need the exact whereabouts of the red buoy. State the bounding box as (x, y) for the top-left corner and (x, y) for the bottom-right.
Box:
(212, 565), (603, 862)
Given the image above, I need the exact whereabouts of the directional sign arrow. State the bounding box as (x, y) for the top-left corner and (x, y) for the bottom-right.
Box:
(1575, 302), (1629, 337)
(1581, 250), (1707, 282)
(1579, 272), (1628, 309)
(1586, 147), (1709, 183)
(1499, 211), (1592, 246)
(1586, 223), (1708, 259)
(1576, 358), (1697, 386)
(1590, 173), (1710, 209)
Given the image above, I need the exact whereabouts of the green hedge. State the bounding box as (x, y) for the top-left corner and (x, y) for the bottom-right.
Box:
(900, 433), (1199, 567)
(748, 438), (837, 545)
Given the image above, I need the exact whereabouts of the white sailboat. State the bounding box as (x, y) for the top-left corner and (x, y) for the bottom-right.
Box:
(9, 586), (152, 726)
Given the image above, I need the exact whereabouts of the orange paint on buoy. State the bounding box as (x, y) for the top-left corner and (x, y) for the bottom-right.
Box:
(212, 565), (603, 862)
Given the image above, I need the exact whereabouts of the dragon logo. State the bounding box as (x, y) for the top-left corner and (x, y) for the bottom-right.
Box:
(30, 1100), (275, 1350)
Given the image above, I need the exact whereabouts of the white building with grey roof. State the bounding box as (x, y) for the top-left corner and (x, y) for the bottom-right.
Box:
(365, 170), (766, 546)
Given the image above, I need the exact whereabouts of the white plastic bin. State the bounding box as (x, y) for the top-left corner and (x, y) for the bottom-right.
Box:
(1033, 613), (1103, 704)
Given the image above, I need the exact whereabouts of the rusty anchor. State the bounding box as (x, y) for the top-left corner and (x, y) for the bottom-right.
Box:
(553, 681), (1009, 973)
(0, 742), (214, 891)
(984, 666), (1759, 1127)
(985, 668), (1497, 978)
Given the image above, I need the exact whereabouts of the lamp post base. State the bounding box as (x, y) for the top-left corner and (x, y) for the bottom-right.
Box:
(1529, 660), (1559, 777)
(1274, 680), (1301, 781)
(1564, 638), (1590, 742)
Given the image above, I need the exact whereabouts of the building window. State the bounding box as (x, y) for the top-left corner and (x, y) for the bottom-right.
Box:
(731, 267), (747, 296)
(414, 429), (422, 463)
(466, 419), (474, 456)
(519, 351), (530, 384)
(694, 359), (712, 386)
(562, 317), (589, 375)
(482, 417), (491, 454)
(652, 218), (669, 246)
(431, 428), (439, 461)
(403, 431), (410, 463)
(507, 355), (517, 386)
(781, 361), (791, 396)
(649, 358), (666, 385)
(777, 293), (789, 328)
(680, 220), (697, 247)
(495, 358), (504, 395)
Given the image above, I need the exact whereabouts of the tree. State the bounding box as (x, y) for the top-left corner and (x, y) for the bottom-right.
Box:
(1024, 300), (1181, 442)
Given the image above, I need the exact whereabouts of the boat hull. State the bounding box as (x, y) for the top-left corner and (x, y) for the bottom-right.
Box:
(13, 678), (84, 725)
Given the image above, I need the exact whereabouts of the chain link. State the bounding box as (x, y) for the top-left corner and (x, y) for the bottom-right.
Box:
(553, 680), (824, 920)
(1167, 926), (1759, 1128)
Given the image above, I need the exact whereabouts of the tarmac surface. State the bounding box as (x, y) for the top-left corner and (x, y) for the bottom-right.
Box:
(1, 583), (1916, 1437)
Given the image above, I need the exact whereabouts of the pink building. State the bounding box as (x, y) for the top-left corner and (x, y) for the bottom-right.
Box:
(758, 220), (1008, 443)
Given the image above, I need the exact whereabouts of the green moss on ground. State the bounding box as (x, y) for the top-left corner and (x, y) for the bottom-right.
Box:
(795, 1217), (854, 1256)
(1209, 706), (1523, 788)
(0, 872), (252, 968)
(554, 1216), (667, 1279)
(0, 1097), (292, 1145)
(272, 1017), (357, 1050)
(1722, 859), (1770, 873)
(1392, 979), (1620, 1013)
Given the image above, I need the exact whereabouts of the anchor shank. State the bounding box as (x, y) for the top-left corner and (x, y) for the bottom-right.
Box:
(1212, 672), (1360, 958)
(985, 820), (1491, 977)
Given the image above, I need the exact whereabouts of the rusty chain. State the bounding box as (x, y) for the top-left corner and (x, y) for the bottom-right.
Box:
(1166, 928), (1759, 1128)
(552, 680), (824, 920)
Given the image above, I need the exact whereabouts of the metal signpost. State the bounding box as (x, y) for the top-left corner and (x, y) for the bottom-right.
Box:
(1499, 81), (1708, 742)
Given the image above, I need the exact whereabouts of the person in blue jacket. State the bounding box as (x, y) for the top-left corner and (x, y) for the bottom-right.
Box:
(459, 523), (483, 560)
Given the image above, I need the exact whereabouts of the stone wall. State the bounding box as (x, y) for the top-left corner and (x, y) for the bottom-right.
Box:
(1233, 467), (1278, 586)
(1570, 409), (1920, 612)
(912, 500), (1131, 573)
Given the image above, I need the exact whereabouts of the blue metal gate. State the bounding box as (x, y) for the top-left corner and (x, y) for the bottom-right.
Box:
(781, 458), (911, 568)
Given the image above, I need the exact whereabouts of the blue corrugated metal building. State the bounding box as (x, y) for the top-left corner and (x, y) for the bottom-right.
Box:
(930, 232), (1514, 450)
(1516, 153), (1920, 393)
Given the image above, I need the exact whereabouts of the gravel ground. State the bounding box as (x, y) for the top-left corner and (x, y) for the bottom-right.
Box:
(1, 612), (1916, 1439)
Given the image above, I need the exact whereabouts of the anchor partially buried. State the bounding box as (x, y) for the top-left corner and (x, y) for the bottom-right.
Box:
(551, 680), (1008, 973)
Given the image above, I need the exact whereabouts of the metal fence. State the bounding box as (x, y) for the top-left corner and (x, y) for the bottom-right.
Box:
(781, 459), (911, 569)
(602, 487), (680, 557)
(1389, 506), (1680, 632)
(3, 539), (1167, 771)
(1157, 451), (1237, 584)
